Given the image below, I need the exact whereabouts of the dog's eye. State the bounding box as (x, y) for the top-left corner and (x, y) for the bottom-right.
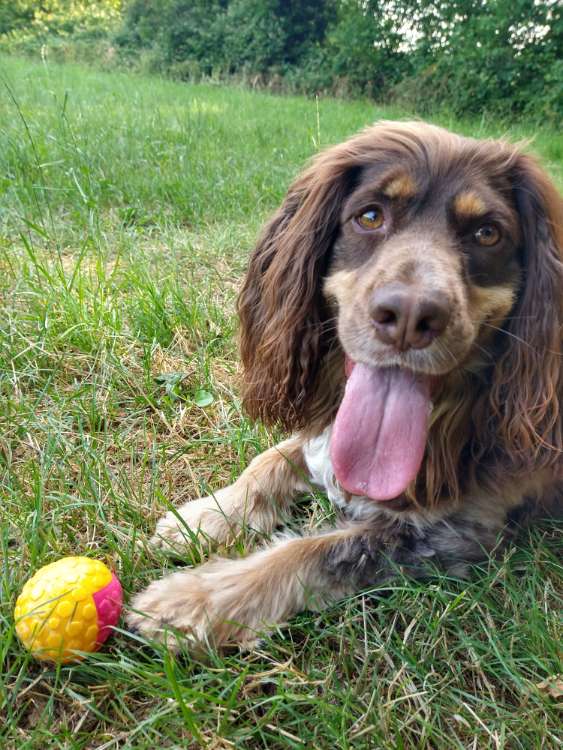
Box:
(356, 207), (384, 230)
(474, 224), (501, 247)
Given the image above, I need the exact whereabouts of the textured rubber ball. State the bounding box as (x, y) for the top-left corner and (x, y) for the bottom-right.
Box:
(14, 557), (123, 663)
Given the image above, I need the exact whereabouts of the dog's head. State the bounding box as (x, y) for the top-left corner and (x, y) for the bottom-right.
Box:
(238, 121), (562, 501)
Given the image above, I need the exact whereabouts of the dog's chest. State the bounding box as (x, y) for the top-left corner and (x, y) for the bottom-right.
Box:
(303, 427), (345, 506)
(303, 427), (381, 519)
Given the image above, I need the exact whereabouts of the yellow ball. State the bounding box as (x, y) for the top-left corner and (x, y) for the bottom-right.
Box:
(14, 556), (123, 663)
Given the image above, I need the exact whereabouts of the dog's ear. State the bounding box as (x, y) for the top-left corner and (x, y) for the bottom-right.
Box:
(490, 153), (563, 473)
(237, 145), (359, 429)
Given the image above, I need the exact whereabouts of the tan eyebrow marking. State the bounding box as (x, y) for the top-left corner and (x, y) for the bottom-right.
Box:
(382, 173), (416, 200)
(453, 191), (487, 219)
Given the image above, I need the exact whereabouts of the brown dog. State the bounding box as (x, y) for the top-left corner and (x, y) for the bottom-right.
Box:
(128, 121), (562, 650)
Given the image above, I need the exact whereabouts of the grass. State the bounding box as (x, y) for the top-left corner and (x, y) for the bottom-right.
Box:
(0, 54), (561, 749)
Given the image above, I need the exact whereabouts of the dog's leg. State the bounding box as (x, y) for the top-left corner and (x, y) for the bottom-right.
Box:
(151, 436), (310, 551)
(129, 505), (508, 651)
(129, 525), (364, 650)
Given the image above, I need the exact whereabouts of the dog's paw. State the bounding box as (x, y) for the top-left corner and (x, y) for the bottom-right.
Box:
(150, 492), (239, 552)
(127, 569), (211, 650)
(127, 561), (264, 651)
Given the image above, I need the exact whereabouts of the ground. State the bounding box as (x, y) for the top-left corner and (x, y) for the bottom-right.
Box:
(0, 55), (561, 749)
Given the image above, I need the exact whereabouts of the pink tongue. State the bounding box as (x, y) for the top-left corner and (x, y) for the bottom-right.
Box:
(331, 365), (431, 500)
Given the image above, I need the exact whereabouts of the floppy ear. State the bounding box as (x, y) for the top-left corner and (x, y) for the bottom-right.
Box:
(237, 145), (360, 430)
(490, 153), (563, 473)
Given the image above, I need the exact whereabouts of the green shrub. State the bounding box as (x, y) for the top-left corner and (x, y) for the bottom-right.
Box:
(392, 0), (563, 122)
(1, 0), (121, 38)
(0, 0), (122, 61)
(311, 0), (410, 98)
(2, 0), (561, 122)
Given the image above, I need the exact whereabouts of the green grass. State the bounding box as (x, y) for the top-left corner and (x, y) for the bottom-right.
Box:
(0, 55), (561, 749)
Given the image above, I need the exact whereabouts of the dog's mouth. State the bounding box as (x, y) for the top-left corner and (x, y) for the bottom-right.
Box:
(330, 359), (434, 501)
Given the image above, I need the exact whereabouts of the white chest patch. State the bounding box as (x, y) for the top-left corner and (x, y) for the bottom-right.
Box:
(302, 426), (347, 508)
(302, 426), (385, 520)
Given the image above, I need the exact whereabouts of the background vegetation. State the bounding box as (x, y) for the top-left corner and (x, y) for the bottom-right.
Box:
(1, 0), (561, 121)
(0, 54), (561, 749)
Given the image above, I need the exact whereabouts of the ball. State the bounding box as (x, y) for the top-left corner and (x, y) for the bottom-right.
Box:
(14, 556), (123, 663)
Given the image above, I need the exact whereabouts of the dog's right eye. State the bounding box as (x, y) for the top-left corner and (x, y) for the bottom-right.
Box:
(356, 207), (384, 230)
(474, 224), (501, 247)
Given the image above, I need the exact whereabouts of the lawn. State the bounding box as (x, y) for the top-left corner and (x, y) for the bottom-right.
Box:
(0, 55), (561, 749)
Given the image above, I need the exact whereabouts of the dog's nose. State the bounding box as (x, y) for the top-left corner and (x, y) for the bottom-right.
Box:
(370, 284), (450, 351)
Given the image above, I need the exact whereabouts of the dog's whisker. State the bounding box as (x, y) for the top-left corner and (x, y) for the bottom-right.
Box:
(479, 322), (535, 349)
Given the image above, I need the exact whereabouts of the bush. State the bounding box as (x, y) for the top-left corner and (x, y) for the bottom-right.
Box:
(2, 0), (561, 122)
(1, 0), (121, 38)
(0, 0), (122, 60)
(116, 0), (336, 76)
(314, 0), (410, 98)
(392, 0), (563, 122)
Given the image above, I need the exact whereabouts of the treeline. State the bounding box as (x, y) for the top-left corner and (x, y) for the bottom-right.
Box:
(1, 1), (561, 121)
(0, 1), (121, 41)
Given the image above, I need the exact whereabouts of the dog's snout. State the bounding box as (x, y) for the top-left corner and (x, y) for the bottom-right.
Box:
(370, 284), (451, 351)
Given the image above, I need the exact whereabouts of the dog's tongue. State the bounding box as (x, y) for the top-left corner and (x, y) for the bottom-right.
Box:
(331, 364), (431, 500)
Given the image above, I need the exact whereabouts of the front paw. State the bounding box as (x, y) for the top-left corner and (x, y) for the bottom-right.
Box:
(150, 493), (238, 552)
(127, 559), (268, 652)
(127, 570), (212, 651)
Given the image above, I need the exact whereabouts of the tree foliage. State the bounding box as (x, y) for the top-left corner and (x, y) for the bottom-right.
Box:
(1, 0), (561, 121)
(116, 0), (336, 74)
(394, 0), (562, 118)
(114, 0), (561, 119)
(0, 0), (122, 39)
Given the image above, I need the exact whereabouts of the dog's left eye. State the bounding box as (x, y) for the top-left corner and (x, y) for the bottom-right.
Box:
(474, 224), (501, 247)
(356, 207), (384, 230)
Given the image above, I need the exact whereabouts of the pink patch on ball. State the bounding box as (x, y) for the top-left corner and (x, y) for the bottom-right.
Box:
(92, 572), (123, 645)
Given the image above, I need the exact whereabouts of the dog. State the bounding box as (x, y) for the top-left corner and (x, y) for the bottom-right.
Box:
(128, 121), (562, 651)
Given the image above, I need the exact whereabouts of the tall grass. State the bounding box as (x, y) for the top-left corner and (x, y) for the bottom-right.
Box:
(0, 55), (561, 749)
